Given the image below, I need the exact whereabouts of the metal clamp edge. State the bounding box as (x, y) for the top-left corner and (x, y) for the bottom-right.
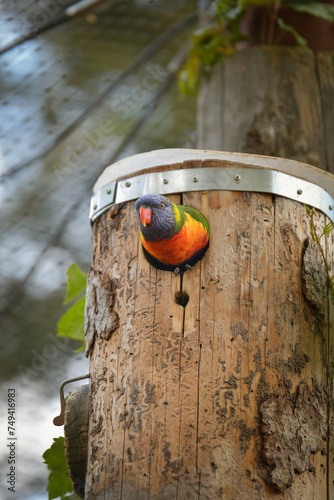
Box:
(90, 167), (334, 222)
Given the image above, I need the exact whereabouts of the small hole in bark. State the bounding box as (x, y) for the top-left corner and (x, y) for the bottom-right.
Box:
(211, 462), (217, 470)
(174, 291), (189, 307)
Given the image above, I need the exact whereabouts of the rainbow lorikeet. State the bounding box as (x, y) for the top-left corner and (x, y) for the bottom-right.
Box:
(135, 194), (210, 274)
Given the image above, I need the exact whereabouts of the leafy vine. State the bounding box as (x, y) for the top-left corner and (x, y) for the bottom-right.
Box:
(43, 263), (87, 500)
(179, 0), (334, 94)
(306, 206), (334, 305)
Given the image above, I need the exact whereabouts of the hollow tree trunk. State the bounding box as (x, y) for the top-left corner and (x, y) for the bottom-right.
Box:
(72, 43), (334, 500)
(82, 147), (334, 499)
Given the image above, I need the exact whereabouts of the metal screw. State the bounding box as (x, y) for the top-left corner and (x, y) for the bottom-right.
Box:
(297, 189), (302, 195)
(235, 175), (241, 182)
(193, 176), (199, 183)
(330, 205), (333, 211)
(125, 181), (131, 187)
(106, 188), (111, 194)
(93, 204), (97, 210)
(163, 179), (169, 184)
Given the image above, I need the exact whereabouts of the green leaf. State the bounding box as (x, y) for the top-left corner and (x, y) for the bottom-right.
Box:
(287, 2), (334, 22)
(178, 49), (202, 95)
(63, 263), (87, 305)
(225, 4), (243, 20)
(58, 295), (86, 350)
(323, 221), (334, 236)
(43, 437), (73, 500)
(277, 17), (307, 47)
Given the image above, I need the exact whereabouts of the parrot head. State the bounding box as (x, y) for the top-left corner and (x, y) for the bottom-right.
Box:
(135, 194), (176, 242)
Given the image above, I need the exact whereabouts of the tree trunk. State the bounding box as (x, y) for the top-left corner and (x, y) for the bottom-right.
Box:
(82, 149), (334, 499)
(198, 46), (334, 175)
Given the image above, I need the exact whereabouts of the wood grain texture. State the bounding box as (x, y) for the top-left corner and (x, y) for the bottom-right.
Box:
(84, 176), (333, 498)
(64, 384), (89, 499)
(328, 224), (334, 498)
(198, 46), (334, 174)
(316, 52), (334, 174)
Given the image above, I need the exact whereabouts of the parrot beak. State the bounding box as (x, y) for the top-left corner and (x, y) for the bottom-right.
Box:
(140, 206), (152, 226)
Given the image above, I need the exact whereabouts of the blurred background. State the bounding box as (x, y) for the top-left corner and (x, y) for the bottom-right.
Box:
(0, 0), (198, 497)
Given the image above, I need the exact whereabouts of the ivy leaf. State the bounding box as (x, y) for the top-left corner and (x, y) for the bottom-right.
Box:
(287, 2), (334, 22)
(43, 437), (73, 500)
(58, 295), (86, 351)
(63, 263), (87, 305)
(277, 17), (307, 47)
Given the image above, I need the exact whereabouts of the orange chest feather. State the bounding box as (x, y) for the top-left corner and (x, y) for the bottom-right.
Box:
(141, 214), (209, 266)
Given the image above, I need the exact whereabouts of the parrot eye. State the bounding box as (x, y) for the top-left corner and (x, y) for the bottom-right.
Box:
(160, 202), (165, 209)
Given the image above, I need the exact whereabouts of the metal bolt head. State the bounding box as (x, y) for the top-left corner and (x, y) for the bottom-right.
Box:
(163, 179), (169, 184)
(93, 204), (97, 210)
(125, 181), (131, 187)
(106, 188), (111, 194)
(297, 189), (303, 195)
(330, 205), (333, 211)
(235, 175), (241, 183)
(193, 176), (199, 183)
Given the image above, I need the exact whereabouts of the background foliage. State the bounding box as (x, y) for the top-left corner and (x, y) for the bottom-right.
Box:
(179, 0), (334, 94)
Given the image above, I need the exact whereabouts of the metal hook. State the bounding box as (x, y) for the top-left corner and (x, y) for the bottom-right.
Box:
(53, 373), (90, 426)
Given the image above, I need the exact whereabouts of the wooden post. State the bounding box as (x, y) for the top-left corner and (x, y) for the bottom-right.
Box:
(198, 46), (334, 175)
(82, 149), (334, 499)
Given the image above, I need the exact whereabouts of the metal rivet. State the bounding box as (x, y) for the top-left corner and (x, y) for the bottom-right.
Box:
(330, 205), (333, 211)
(93, 204), (97, 210)
(106, 188), (111, 194)
(235, 175), (241, 182)
(193, 176), (199, 183)
(297, 189), (302, 195)
(163, 179), (169, 184)
(125, 181), (131, 187)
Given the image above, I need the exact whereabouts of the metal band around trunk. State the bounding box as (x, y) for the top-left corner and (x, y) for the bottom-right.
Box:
(90, 167), (334, 222)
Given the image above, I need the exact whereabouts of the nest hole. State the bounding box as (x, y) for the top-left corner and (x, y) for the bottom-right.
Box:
(174, 291), (189, 307)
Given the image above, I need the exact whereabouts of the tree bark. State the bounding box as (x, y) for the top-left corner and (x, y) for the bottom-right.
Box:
(83, 154), (334, 499)
(64, 384), (89, 499)
(198, 47), (334, 175)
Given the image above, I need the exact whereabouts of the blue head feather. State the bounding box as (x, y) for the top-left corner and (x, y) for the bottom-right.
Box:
(135, 194), (176, 242)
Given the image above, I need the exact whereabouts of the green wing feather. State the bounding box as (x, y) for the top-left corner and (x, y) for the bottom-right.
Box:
(172, 202), (210, 235)
(180, 205), (210, 235)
